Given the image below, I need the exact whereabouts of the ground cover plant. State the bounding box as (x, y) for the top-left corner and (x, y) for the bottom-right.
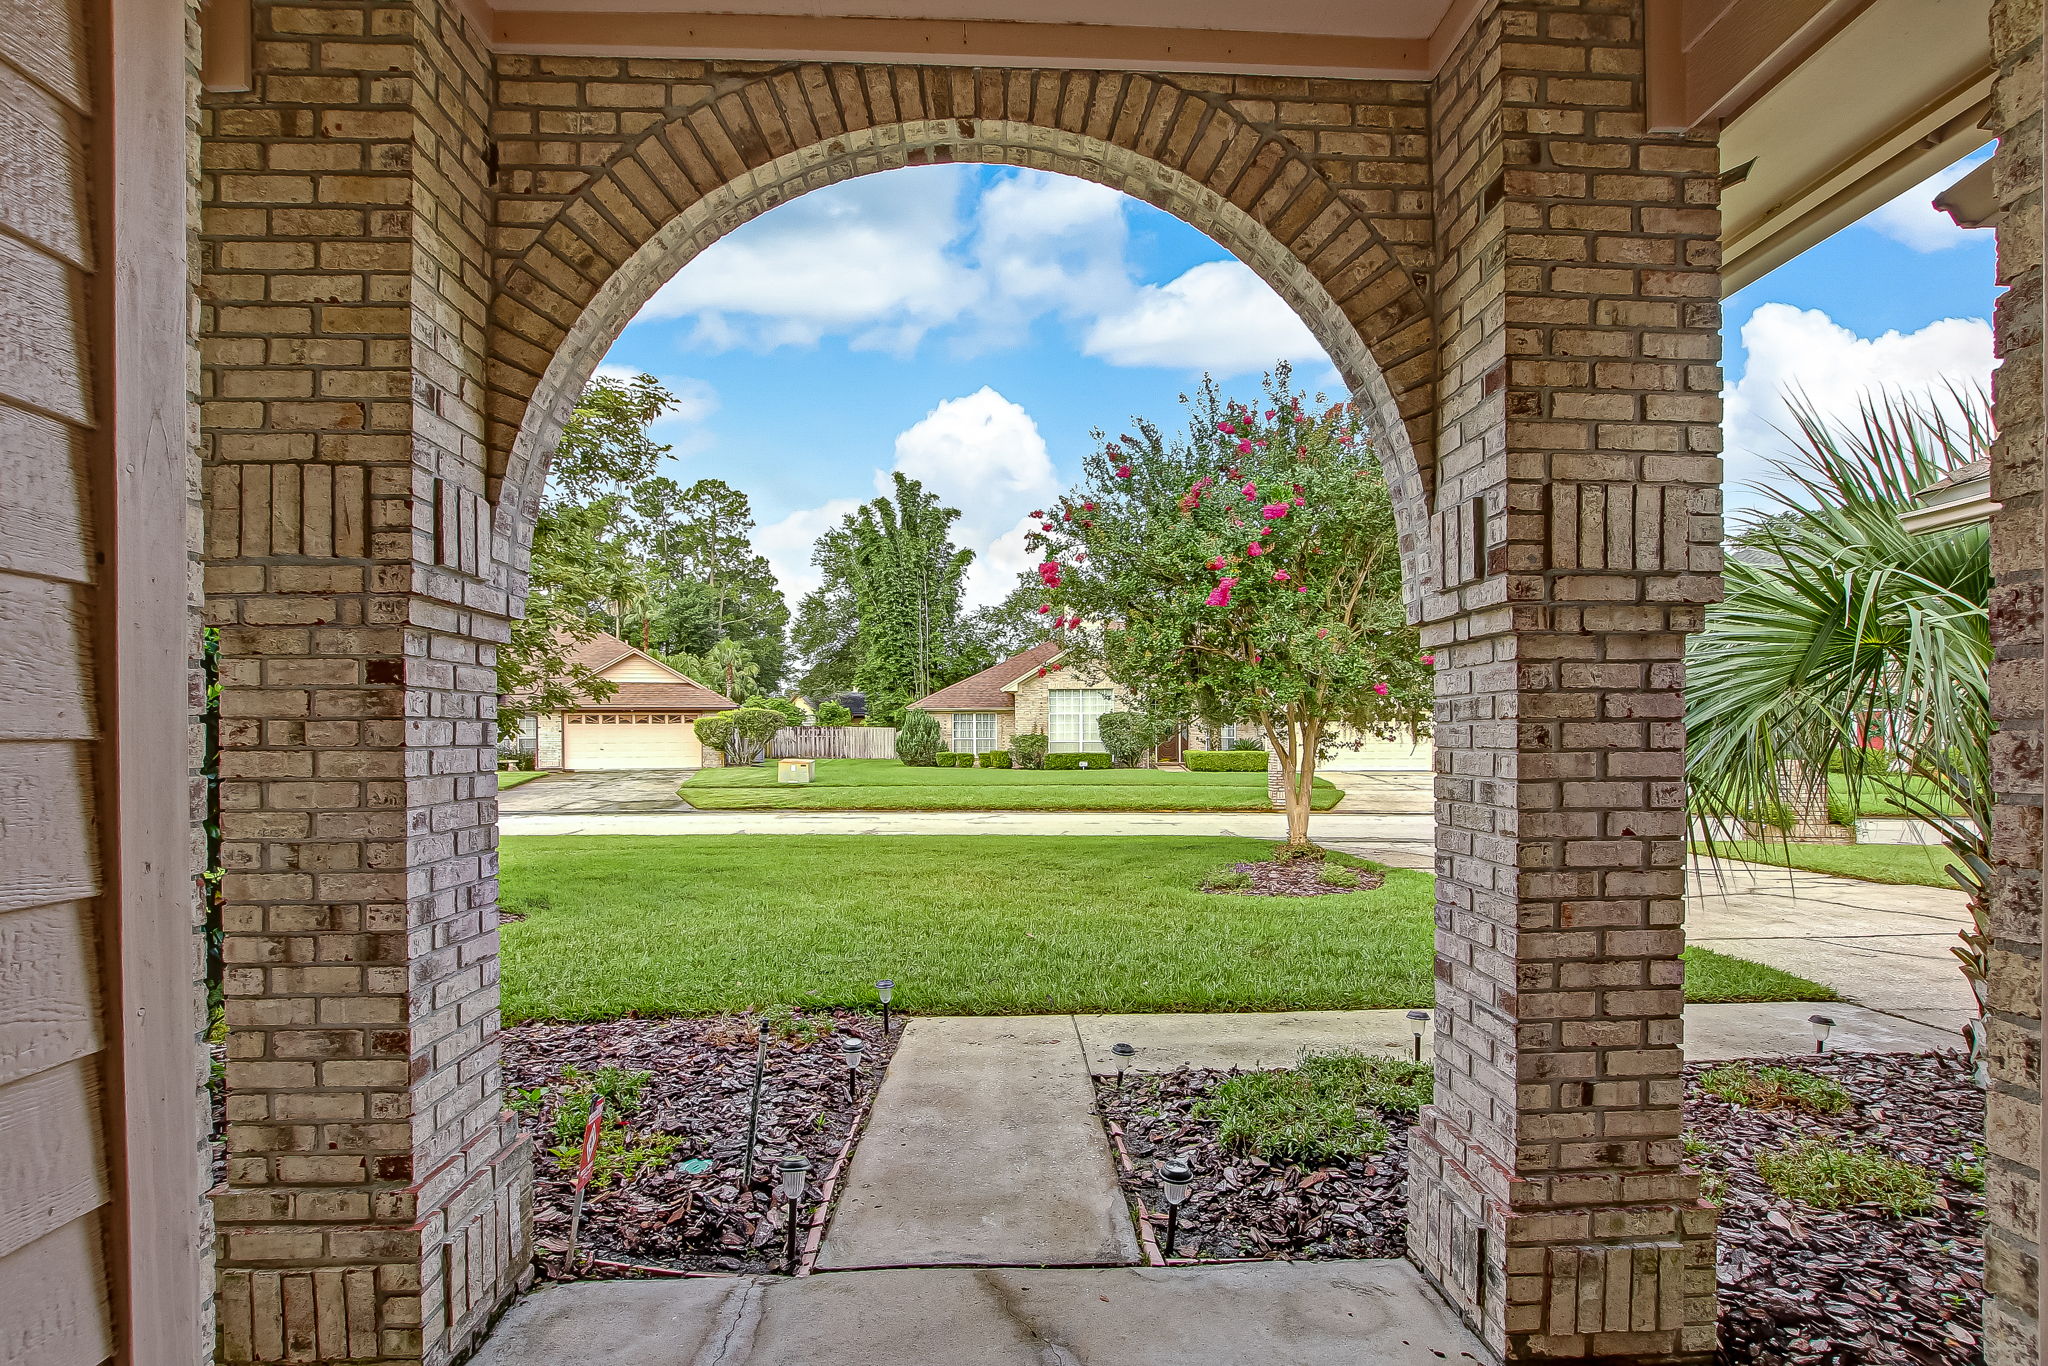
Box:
(1691, 839), (1958, 889)
(1100, 1051), (1982, 1366)
(677, 757), (1341, 812)
(1098, 1053), (1427, 1259)
(497, 835), (1832, 1020)
(1685, 1052), (1983, 1366)
(505, 1009), (896, 1276)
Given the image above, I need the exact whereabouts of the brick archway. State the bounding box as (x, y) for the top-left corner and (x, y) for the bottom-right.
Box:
(481, 65), (1441, 602)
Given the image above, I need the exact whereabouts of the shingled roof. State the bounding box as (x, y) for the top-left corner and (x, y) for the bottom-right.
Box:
(912, 640), (1065, 711)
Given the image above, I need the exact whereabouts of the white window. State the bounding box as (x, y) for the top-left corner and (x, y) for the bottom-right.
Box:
(1047, 689), (1115, 751)
(951, 713), (998, 752)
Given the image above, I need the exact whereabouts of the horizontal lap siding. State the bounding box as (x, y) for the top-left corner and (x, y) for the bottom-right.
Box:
(0, 0), (115, 1360)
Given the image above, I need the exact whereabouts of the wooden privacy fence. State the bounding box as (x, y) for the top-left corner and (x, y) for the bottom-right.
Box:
(772, 726), (899, 759)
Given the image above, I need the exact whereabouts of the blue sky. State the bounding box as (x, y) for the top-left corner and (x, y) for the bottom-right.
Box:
(597, 146), (1998, 607)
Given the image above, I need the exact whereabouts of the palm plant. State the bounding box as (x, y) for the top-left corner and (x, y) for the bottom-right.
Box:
(1686, 389), (1993, 1051)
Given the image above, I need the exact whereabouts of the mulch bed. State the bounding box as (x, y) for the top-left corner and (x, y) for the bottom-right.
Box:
(1207, 859), (1387, 898)
(1093, 1053), (1984, 1366)
(503, 1011), (898, 1277)
(1690, 1052), (1985, 1366)
(1095, 1068), (1412, 1260)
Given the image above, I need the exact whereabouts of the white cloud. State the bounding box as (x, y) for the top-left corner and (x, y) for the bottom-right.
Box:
(1082, 259), (1330, 377)
(1863, 146), (1994, 253)
(755, 497), (862, 603)
(886, 387), (1063, 607)
(1722, 303), (1994, 512)
(635, 168), (981, 355)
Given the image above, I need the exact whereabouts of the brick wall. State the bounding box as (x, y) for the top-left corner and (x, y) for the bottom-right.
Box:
(1985, 4), (2044, 1362)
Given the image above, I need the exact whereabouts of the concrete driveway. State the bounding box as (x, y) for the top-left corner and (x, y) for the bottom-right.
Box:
(498, 770), (692, 814)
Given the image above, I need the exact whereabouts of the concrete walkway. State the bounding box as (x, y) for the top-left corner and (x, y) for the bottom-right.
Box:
(818, 1018), (1138, 1270)
(468, 1261), (1486, 1366)
(1685, 857), (1976, 1038)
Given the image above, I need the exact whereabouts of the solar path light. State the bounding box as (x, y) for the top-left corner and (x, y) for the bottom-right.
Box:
(877, 979), (894, 1035)
(1109, 1041), (1135, 1088)
(1159, 1159), (1194, 1259)
(839, 1034), (866, 1100)
(1809, 1014), (1835, 1055)
(778, 1155), (811, 1271)
(1406, 1010), (1430, 1062)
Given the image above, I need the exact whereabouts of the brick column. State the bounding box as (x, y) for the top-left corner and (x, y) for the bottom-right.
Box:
(199, 0), (531, 1361)
(1983, 4), (2044, 1363)
(1405, 5), (1723, 1360)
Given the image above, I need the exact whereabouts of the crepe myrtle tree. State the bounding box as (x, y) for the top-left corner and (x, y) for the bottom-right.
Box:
(1033, 366), (1430, 848)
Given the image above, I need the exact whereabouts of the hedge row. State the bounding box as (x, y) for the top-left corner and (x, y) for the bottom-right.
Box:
(934, 751), (1013, 768)
(1044, 752), (1115, 770)
(1185, 750), (1271, 772)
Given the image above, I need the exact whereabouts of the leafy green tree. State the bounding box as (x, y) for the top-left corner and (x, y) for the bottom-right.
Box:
(499, 372), (677, 738)
(743, 694), (807, 726)
(895, 708), (943, 766)
(1686, 389), (1993, 1047)
(813, 700), (854, 727)
(624, 477), (790, 691)
(1097, 711), (1172, 768)
(794, 473), (977, 726)
(1034, 366), (1430, 847)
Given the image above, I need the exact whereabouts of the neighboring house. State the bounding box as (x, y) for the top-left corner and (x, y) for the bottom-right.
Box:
(910, 642), (1429, 768)
(514, 630), (738, 769)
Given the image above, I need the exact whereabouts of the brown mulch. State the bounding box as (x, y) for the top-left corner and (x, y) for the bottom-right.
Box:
(1093, 1053), (1984, 1366)
(1689, 1052), (1985, 1366)
(503, 1011), (897, 1277)
(1206, 858), (1387, 898)
(1094, 1068), (1412, 1260)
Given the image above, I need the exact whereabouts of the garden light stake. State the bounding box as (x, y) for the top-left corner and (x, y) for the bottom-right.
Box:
(877, 979), (894, 1035)
(1810, 1014), (1835, 1055)
(1160, 1159), (1193, 1259)
(778, 1155), (810, 1271)
(741, 1020), (767, 1188)
(839, 1034), (865, 1101)
(1110, 1041), (1135, 1089)
(1406, 1010), (1430, 1062)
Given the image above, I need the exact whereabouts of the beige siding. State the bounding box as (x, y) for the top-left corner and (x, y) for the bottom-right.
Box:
(599, 654), (687, 682)
(0, 0), (115, 1358)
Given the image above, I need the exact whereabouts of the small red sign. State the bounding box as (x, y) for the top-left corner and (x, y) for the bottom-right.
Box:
(572, 1099), (605, 1192)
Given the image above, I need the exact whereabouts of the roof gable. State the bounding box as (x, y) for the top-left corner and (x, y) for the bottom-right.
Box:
(912, 639), (1067, 711)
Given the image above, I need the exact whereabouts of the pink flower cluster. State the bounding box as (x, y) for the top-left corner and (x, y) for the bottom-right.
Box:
(1206, 577), (1238, 607)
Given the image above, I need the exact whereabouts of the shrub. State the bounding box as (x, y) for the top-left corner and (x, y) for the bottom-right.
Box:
(897, 709), (943, 766)
(725, 706), (786, 765)
(982, 749), (1012, 768)
(1318, 864), (1362, 889)
(1756, 1139), (1937, 1215)
(936, 751), (960, 766)
(1010, 733), (1049, 769)
(1185, 749), (1269, 772)
(1098, 711), (1172, 768)
(1045, 752), (1113, 770)
(814, 700), (854, 727)
(1195, 1051), (1432, 1163)
(1698, 1064), (1853, 1116)
(693, 713), (735, 754)
(1229, 737), (1268, 751)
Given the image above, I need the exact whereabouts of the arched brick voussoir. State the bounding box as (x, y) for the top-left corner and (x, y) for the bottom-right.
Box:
(487, 67), (1440, 590)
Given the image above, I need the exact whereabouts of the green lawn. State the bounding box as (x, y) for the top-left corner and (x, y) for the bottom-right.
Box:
(678, 758), (1344, 812)
(497, 835), (1834, 1021)
(1826, 773), (1962, 823)
(1693, 839), (1959, 889)
(498, 770), (548, 790)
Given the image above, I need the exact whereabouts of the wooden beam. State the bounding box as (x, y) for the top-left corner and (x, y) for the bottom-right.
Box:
(97, 0), (209, 1358)
(1679, 0), (1876, 127)
(489, 10), (1431, 77)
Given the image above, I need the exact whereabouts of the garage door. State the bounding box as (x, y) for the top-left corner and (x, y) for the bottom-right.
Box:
(564, 711), (702, 769)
